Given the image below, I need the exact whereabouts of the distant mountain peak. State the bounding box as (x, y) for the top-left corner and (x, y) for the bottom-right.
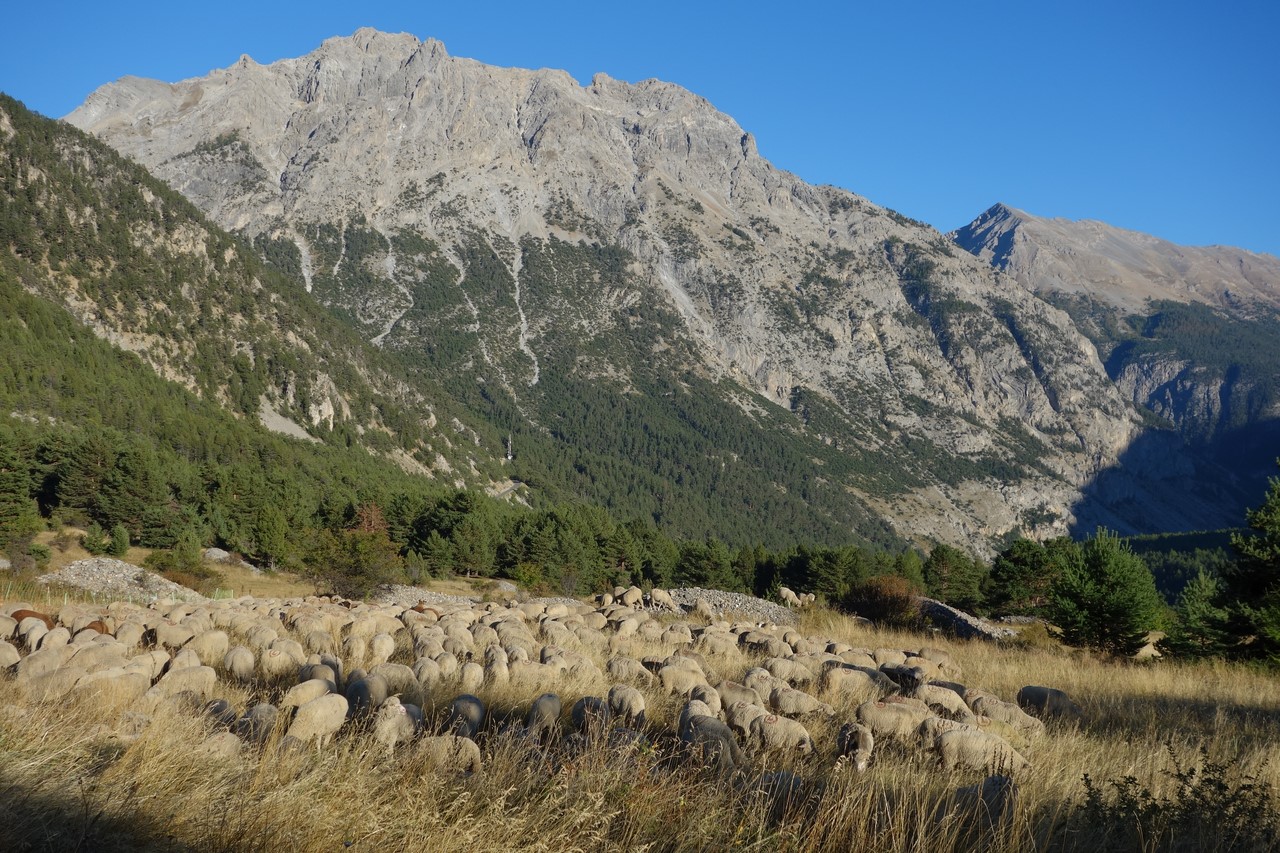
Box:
(952, 204), (1280, 315)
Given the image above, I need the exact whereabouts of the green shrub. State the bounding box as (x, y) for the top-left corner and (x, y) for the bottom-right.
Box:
(1079, 743), (1278, 851)
(81, 523), (109, 556)
(108, 524), (130, 557)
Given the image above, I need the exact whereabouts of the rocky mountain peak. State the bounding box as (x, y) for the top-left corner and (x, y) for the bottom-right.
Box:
(63, 28), (1248, 551)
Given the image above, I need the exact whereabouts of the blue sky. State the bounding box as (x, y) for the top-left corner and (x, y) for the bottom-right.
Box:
(5, 1), (1278, 256)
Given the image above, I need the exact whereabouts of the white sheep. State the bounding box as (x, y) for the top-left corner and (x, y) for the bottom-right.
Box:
(286, 693), (349, 747)
(836, 722), (874, 772)
(935, 729), (1030, 774)
(607, 684), (647, 729)
(416, 734), (482, 775)
(372, 696), (423, 754)
(749, 713), (814, 755)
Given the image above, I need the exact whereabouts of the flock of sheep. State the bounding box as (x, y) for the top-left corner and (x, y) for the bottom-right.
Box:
(0, 584), (1085, 831)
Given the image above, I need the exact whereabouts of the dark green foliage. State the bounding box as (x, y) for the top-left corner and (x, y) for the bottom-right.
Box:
(673, 539), (739, 592)
(1049, 530), (1165, 656)
(1159, 570), (1233, 659)
(302, 504), (404, 598)
(922, 543), (987, 612)
(81, 523), (109, 556)
(108, 524), (130, 557)
(986, 537), (1076, 615)
(0, 427), (41, 551)
(1080, 744), (1278, 852)
(1225, 467), (1280, 661)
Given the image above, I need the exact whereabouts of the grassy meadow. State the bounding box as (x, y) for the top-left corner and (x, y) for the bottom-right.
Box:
(0, 586), (1277, 852)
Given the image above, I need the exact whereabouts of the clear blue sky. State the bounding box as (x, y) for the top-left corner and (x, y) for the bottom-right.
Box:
(5, 1), (1278, 256)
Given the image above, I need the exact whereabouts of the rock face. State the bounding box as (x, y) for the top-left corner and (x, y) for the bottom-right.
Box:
(951, 203), (1280, 317)
(65, 29), (1223, 550)
(954, 203), (1280, 521)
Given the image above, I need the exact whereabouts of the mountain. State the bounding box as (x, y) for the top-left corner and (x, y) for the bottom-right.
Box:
(953, 203), (1280, 514)
(60, 29), (1238, 551)
(952, 203), (1280, 317)
(0, 92), (500, 486)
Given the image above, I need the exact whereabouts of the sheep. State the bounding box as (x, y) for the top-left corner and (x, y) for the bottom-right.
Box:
(647, 588), (679, 611)
(749, 713), (814, 755)
(693, 598), (716, 621)
(345, 673), (391, 717)
(234, 703), (280, 746)
(740, 771), (821, 824)
(203, 699), (239, 729)
(368, 632), (397, 667)
(525, 693), (562, 745)
(915, 684), (977, 723)
(916, 715), (979, 748)
(445, 694), (486, 740)
(185, 630), (230, 666)
(282, 678), (337, 710)
(725, 701), (770, 740)
(223, 646), (255, 683)
(22, 667), (86, 703)
(970, 696), (1046, 738)
(819, 665), (890, 699)
(856, 700), (932, 741)
(945, 774), (1019, 839)
(286, 694), (349, 748)
(716, 680), (763, 709)
(1017, 685), (1085, 723)
(689, 683), (722, 717)
(678, 700), (718, 740)
(835, 722), (874, 772)
(763, 657), (813, 687)
(935, 729), (1030, 774)
(258, 647), (298, 683)
(778, 587), (803, 608)
(457, 661), (485, 693)
(880, 663), (928, 693)
(607, 684), (647, 729)
(571, 696), (613, 738)
(619, 586), (644, 608)
(416, 734), (482, 775)
(151, 623), (194, 651)
(148, 665), (217, 700)
(37, 627), (71, 649)
(606, 656), (655, 686)
(8, 609), (55, 630)
(370, 662), (420, 700)
(372, 696), (424, 754)
(680, 714), (747, 776)
(769, 685), (834, 719)
(0, 640), (19, 669)
(298, 662), (338, 685)
(195, 731), (243, 762)
(659, 665), (709, 697)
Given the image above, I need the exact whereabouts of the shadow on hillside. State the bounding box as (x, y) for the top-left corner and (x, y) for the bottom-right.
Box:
(1067, 420), (1277, 539)
(1082, 691), (1280, 752)
(0, 781), (201, 853)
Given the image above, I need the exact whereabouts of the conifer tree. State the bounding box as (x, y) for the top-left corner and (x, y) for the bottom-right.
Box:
(1049, 529), (1164, 657)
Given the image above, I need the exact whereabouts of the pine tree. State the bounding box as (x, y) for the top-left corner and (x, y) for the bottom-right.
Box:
(1049, 529), (1165, 657)
(1225, 467), (1280, 661)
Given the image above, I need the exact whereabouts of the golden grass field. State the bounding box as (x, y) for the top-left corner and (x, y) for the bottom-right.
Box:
(1, 582), (1278, 852)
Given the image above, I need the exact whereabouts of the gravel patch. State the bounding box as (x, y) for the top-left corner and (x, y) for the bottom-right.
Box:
(371, 584), (481, 608)
(668, 587), (797, 625)
(38, 558), (207, 603)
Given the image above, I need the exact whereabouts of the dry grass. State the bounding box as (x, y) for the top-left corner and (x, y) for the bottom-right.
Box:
(1, 598), (1278, 852)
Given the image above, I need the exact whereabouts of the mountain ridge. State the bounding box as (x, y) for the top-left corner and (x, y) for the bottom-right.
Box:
(59, 29), (1251, 550)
